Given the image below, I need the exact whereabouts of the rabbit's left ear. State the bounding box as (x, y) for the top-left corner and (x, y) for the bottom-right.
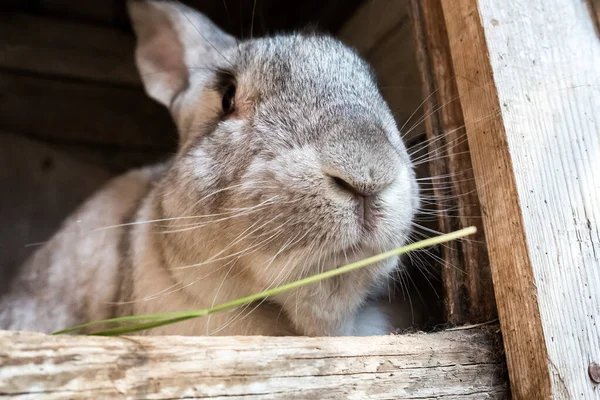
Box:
(128, 0), (236, 108)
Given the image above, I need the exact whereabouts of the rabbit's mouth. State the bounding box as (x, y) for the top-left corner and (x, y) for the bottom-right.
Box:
(354, 197), (383, 235)
(328, 246), (372, 268)
(326, 233), (390, 264)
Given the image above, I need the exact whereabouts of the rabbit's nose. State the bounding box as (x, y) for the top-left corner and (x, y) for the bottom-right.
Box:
(327, 171), (393, 198)
(326, 171), (393, 233)
(328, 174), (389, 197)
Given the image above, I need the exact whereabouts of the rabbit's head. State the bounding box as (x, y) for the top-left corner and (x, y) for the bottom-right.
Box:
(129, 1), (418, 281)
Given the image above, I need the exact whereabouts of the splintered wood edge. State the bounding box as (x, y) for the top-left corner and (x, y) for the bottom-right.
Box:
(0, 329), (508, 399)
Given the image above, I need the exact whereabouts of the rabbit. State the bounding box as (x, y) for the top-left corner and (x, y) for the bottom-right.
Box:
(0, 0), (419, 336)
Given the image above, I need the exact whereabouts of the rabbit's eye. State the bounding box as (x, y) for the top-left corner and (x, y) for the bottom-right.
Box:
(221, 84), (236, 115)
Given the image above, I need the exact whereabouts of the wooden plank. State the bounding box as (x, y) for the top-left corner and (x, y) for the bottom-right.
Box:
(0, 13), (140, 86)
(439, 1), (552, 397)
(34, 0), (364, 37)
(37, 0), (126, 26)
(474, 1), (600, 397)
(0, 71), (177, 150)
(0, 329), (508, 399)
(441, 0), (600, 398)
(408, 0), (496, 325)
(368, 23), (423, 137)
(0, 133), (112, 293)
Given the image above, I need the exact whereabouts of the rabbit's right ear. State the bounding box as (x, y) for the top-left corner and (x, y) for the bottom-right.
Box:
(127, 0), (236, 109)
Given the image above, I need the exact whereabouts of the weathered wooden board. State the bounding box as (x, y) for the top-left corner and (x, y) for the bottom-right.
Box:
(37, 0), (126, 26)
(28, 0), (364, 37)
(0, 12), (140, 86)
(408, 0), (495, 326)
(0, 71), (177, 151)
(441, 0), (600, 398)
(0, 329), (508, 399)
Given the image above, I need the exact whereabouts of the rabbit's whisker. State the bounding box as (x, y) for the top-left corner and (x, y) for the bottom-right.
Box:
(158, 197), (280, 233)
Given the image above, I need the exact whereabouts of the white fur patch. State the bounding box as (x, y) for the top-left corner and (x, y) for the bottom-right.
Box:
(350, 304), (393, 336)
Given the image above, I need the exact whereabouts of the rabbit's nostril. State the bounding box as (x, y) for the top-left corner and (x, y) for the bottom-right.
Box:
(327, 173), (382, 233)
(331, 175), (358, 195)
(327, 168), (395, 198)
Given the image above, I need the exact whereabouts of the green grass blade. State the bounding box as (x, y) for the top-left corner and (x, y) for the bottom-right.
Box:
(88, 316), (197, 336)
(53, 226), (476, 336)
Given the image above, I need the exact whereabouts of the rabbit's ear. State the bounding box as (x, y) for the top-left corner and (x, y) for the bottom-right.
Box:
(128, 0), (235, 108)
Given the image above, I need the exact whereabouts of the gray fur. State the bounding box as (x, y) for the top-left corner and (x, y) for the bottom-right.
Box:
(0, 0), (418, 336)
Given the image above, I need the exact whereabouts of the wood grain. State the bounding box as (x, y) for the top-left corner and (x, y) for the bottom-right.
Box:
(24, 0), (364, 37)
(0, 329), (508, 399)
(0, 13), (140, 86)
(441, 0), (600, 398)
(408, 0), (496, 325)
(440, 0), (551, 398)
(474, 0), (600, 398)
(37, 0), (125, 26)
(0, 71), (177, 151)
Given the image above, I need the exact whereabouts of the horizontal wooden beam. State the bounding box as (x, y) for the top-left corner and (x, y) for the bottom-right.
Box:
(0, 329), (508, 399)
(0, 71), (177, 151)
(0, 13), (140, 85)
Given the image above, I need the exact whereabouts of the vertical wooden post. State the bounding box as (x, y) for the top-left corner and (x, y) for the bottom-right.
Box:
(408, 0), (496, 325)
(440, 0), (600, 398)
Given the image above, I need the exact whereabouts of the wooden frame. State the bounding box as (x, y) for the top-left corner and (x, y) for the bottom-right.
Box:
(434, 0), (599, 398)
(409, 0), (496, 326)
(0, 330), (507, 398)
(1, 0), (599, 399)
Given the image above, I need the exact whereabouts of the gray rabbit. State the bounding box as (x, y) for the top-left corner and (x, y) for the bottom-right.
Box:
(0, 0), (419, 336)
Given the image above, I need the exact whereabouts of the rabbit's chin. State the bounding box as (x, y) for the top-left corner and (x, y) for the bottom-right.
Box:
(330, 228), (411, 261)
